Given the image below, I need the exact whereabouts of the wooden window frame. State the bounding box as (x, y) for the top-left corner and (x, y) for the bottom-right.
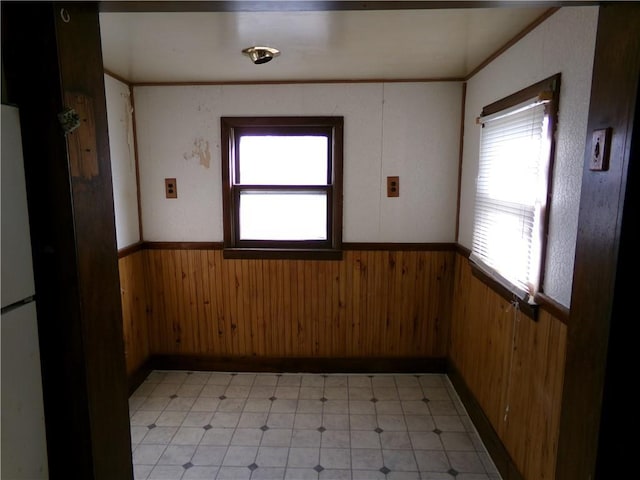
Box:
(470, 73), (561, 318)
(221, 116), (343, 260)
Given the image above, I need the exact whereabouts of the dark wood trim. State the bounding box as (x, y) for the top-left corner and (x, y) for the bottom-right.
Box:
(144, 241), (223, 250)
(221, 116), (343, 254)
(223, 248), (343, 261)
(130, 86), (144, 241)
(3, 3), (133, 479)
(470, 262), (539, 321)
(137, 241), (459, 252)
(147, 354), (447, 374)
(332, 118), (344, 252)
(455, 81), (466, 243)
(100, 1), (592, 13)
(128, 358), (154, 396)
(54, 5), (132, 478)
(104, 68), (131, 86)
(221, 117), (234, 246)
(117, 241), (144, 258)
(596, 33), (639, 476)
(557, 5), (640, 479)
(447, 360), (525, 480)
(342, 242), (455, 251)
(537, 75), (562, 299)
(456, 247), (571, 322)
(480, 72), (560, 117)
(221, 116), (345, 127)
(464, 7), (560, 81)
(455, 243), (472, 258)
(131, 78), (465, 87)
(534, 292), (569, 325)
(123, 241), (464, 254)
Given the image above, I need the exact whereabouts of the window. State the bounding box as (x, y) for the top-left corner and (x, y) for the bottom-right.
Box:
(470, 74), (560, 306)
(221, 116), (343, 259)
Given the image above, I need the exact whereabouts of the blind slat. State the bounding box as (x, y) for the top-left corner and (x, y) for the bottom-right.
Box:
(471, 99), (550, 298)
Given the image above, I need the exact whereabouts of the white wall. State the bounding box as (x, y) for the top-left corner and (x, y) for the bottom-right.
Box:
(133, 82), (462, 243)
(458, 6), (599, 307)
(104, 74), (140, 249)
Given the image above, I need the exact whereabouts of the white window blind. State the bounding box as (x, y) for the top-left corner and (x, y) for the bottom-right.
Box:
(471, 97), (551, 302)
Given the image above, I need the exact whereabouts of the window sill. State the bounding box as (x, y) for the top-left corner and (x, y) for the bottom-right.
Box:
(223, 248), (343, 261)
(470, 261), (539, 321)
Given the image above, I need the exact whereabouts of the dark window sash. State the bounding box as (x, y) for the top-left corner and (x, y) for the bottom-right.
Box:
(221, 116), (343, 256)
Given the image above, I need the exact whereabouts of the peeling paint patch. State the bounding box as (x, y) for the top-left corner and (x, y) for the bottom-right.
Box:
(183, 137), (211, 169)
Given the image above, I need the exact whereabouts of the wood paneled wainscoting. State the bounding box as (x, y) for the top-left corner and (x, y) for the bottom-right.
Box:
(119, 244), (570, 479)
(449, 252), (568, 480)
(118, 245), (455, 380)
(119, 249), (150, 379)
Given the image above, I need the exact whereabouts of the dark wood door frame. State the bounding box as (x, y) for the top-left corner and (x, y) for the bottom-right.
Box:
(556, 4), (640, 479)
(1, 3), (133, 479)
(2, 3), (638, 480)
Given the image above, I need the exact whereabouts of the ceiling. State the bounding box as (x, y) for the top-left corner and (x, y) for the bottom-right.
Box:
(99, 3), (555, 84)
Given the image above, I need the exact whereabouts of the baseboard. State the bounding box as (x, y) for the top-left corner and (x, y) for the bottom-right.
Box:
(145, 354), (447, 374)
(447, 359), (524, 480)
(128, 358), (154, 395)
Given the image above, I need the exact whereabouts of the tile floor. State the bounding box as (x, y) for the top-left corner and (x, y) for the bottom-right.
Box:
(129, 371), (502, 480)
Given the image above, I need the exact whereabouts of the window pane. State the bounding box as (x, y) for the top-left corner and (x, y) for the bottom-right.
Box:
(472, 100), (549, 296)
(478, 108), (546, 206)
(239, 136), (328, 185)
(473, 203), (535, 292)
(239, 192), (327, 240)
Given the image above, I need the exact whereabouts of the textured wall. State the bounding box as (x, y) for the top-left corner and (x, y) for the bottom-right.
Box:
(132, 82), (462, 243)
(458, 7), (599, 307)
(104, 74), (139, 249)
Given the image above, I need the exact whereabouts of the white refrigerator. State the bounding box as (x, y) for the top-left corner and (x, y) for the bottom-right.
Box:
(1, 104), (49, 479)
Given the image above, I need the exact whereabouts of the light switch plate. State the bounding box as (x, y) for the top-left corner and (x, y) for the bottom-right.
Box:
(590, 128), (611, 171)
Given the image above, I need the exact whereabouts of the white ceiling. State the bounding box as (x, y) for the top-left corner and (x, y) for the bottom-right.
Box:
(99, 5), (553, 84)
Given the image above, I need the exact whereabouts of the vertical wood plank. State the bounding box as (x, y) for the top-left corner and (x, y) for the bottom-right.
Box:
(129, 249), (459, 360)
(450, 253), (567, 479)
(283, 259), (292, 356)
(118, 251), (150, 375)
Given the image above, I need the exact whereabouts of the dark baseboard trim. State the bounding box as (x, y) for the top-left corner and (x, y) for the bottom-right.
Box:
(447, 360), (524, 480)
(147, 354), (447, 374)
(144, 241), (224, 250)
(128, 359), (154, 395)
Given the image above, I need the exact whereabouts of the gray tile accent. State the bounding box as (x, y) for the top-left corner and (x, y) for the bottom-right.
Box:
(129, 371), (502, 480)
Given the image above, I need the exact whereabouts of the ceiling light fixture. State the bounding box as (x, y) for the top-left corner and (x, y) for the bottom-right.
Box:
(242, 46), (280, 65)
